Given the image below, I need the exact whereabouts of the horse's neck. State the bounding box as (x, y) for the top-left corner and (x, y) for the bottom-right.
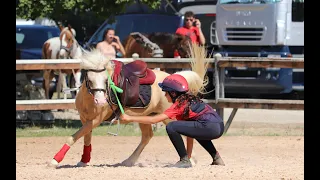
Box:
(70, 40), (82, 58)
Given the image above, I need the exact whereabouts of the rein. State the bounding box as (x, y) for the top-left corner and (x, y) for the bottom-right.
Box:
(84, 68), (125, 114)
(83, 67), (125, 136)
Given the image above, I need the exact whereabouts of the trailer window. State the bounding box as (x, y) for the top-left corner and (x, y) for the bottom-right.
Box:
(292, 0), (304, 22)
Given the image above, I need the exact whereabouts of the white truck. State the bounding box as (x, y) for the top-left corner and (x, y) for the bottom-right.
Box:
(215, 0), (304, 98)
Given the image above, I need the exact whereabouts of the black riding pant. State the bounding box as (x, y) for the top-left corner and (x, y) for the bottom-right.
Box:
(166, 115), (224, 159)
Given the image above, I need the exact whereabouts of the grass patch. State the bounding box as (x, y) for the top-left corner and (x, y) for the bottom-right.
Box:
(16, 120), (304, 138)
(16, 123), (168, 138)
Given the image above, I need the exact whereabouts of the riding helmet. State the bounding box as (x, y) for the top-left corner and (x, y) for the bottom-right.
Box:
(158, 74), (189, 92)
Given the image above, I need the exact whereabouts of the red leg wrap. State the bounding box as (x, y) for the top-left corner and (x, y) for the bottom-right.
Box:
(80, 144), (92, 163)
(53, 144), (70, 163)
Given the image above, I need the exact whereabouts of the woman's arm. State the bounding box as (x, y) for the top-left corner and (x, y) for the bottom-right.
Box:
(114, 36), (126, 57)
(194, 19), (206, 45)
(198, 29), (206, 45)
(120, 113), (170, 124)
(117, 41), (126, 57)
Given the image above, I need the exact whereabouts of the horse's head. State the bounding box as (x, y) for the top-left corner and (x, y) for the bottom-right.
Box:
(175, 34), (192, 58)
(80, 49), (113, 106)
(59, 24), (76, 59)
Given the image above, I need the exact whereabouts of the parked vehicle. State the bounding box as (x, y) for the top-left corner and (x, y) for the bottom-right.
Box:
(16, 23), (60, 124)
(16, 24), (60, 93)
(84, 1), (220, 98)
(215, 0), (304, 99)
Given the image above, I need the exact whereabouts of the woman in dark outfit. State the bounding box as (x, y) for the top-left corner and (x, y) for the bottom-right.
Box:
(120, 74), (225, 168)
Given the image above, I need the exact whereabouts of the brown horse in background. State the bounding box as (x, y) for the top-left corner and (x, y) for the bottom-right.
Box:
(123, 32), (192, 58)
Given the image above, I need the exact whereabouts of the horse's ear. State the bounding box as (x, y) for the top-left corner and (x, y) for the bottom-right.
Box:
(59, 24), (64, 31)
(68, 24), (73, 34)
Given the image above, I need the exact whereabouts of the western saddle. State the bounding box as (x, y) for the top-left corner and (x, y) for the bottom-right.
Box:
(111, 60), (156, 107)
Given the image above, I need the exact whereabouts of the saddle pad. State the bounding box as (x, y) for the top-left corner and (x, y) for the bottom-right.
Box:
(109, 85), (152, 108)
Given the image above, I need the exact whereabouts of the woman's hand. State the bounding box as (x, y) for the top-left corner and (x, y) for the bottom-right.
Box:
(120, 113), (132, 122)
(114, 36), (120, 43)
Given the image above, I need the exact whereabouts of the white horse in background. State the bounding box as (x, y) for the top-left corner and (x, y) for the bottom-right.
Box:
(42, 24), (84, 99)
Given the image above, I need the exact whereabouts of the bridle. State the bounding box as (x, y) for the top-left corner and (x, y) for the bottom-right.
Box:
(176, 39), (191, 58)
(83, 68), (108, 95)
(59, 32), (75, 58)
(60, 43), (74, 57)
(83, 67), (121, 127)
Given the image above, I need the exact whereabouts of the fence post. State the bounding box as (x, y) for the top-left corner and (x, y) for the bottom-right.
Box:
(214, 54), (224, 120)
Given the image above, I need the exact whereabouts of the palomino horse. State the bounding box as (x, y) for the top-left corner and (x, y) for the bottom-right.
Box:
(42, 25), (83, 99)
(123, 32), (192, 58)
(48, 44), (212, 168)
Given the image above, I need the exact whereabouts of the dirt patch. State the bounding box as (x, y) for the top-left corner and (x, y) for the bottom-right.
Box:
(16, 136), (303, 180)
(18, 109), (304, 179)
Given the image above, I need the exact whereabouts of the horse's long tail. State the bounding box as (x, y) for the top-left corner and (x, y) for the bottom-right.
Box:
(175, 43), (220, 96)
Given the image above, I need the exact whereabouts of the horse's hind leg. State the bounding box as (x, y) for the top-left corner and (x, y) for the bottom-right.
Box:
(48, 119), (97, 168)
(43, 70), (54, 99)
(121, 123), (153, 167)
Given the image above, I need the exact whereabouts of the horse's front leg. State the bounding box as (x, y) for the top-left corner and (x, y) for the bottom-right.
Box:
(76, 130), (93, 167)
(74, 70), (82, 90)
(57, 71), (68, 99)
(48, 119), (96, 168)
(121, 123), (153, 167)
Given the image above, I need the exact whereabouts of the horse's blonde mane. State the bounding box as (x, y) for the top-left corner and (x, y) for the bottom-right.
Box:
(80, 48), (113, 71)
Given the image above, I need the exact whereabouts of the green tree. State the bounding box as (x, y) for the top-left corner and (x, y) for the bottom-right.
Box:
(16, 0), (163, 24)
(16, 0), (166, 42)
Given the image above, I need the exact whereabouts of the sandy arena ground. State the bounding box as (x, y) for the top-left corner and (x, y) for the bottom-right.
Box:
(16, 109), (304, 180)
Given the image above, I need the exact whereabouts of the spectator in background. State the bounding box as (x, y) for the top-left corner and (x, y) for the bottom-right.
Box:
(176, 11), (206, 46)
(96, 28), (126, 58)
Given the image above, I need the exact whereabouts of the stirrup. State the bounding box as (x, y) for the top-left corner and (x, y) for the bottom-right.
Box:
(107, 117), (120, 136)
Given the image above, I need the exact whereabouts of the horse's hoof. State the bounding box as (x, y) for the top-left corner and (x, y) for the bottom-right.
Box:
(121, 160), (135, 167)
(76, 161), (89, 167)
(47, 159), (59, 168)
